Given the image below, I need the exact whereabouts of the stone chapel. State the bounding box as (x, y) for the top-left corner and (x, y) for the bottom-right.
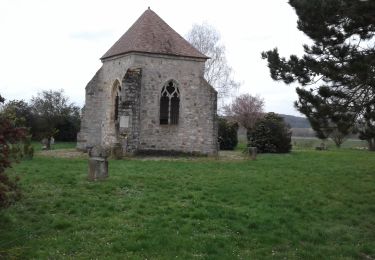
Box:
(77, 8), (218, 155)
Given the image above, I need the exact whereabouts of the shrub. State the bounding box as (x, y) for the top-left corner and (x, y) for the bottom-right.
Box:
(0, 95), (26, 208)
(248, 112), (292, 153)
(23, 135), (34, 160)
(30, 89), (81, 142)
(218, 117), (238, 150)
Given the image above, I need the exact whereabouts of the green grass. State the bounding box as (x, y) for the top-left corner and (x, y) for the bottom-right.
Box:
(235, 142), (247, 151)
(1, 149), (375, 259)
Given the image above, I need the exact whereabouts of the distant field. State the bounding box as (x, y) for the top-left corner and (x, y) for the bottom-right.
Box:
(291, 137), (368, 150)
(1, 147), (374, 258)
(236, 137), (368, 151)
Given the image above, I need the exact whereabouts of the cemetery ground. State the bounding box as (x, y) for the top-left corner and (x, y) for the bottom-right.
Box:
(1, 141), (375, 259)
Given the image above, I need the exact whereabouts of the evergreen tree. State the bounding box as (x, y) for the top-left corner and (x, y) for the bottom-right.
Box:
(248, 113), (292, 153)
(262, 0), (375, 150)
(218, 117), (238, 150)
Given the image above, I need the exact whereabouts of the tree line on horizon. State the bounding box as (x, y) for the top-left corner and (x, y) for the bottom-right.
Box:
(0, 89), (80, 143)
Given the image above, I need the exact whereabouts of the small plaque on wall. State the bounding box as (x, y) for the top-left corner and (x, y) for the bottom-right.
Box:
(120, 116), (130, 128)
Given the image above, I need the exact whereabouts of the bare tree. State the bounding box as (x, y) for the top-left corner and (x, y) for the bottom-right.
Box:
(330, 129), (347, 148)
(224, 94), (265, 132)
(186, 23), (239, 99)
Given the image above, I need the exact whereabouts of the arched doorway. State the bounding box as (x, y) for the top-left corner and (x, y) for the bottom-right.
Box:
(110, 79), (121, 143)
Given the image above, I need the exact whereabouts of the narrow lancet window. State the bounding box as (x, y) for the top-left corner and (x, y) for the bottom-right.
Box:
(114, 93), (119, 121)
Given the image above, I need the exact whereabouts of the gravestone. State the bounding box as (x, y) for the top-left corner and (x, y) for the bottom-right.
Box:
(111, 142), (122, 159)
(248, 147), (257, 160)
(41, 138), (49, 150)
(88, 145), (109, 180)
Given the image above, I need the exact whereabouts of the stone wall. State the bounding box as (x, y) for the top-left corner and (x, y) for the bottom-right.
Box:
(118, 68), (142, 153)
(78, 53), (218, 155)
(77, 68), (105, 150)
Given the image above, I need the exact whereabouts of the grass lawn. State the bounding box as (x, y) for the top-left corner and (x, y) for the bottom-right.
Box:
(1, 148), (375, 259)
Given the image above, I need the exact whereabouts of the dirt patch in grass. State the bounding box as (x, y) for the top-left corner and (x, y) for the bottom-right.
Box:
(219, 150), (246, 160)
(37, 148), (88, 159)
(130, 151), (245, 161)
(37, 148), (246, 161)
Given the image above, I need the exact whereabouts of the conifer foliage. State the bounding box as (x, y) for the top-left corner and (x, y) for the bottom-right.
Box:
(262, 0), (375, 150)
(248, 113), (292, 153)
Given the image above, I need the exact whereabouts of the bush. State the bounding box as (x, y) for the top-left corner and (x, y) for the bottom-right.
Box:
(0, 95), (27, 208)
(248, 112), (292, 153)
(218, 117), (238, 150)
(29, 89), (81, 142)
(1, 94), (81, 142)
(55, 117), (80, 142)
(22, 135), (34, 160)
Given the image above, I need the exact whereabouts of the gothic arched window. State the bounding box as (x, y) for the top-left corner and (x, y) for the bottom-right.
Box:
(160, 81), (180, 125)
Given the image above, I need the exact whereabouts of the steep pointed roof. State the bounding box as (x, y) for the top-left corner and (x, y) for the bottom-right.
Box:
(101, 8), (208, 60)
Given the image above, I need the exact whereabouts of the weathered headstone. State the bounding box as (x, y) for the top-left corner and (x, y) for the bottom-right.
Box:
(111, 142), (123, 159)
(248, 147), (257, 160)
(216, 141), (220, 160)
(41, 138), (49, 150)
(88, 145), (109, 180)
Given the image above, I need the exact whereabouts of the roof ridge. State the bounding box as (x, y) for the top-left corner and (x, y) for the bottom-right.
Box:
(101, 9), (208, 61)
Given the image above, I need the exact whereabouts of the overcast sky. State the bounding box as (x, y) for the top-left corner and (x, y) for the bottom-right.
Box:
(0, 0), (311, 116)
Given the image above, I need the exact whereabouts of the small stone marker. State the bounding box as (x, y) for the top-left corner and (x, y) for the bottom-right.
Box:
(248, 147), (257, 160)
(111, 142), (123, 159)
(88, 145), (109, 180)
(315, 142), (327, 151)
(216, 141), (221, 159)
(41, 138), (48, 150)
